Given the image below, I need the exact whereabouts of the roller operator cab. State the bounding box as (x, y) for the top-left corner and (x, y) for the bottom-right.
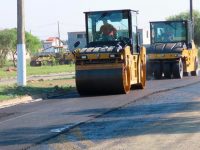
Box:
(147, 20), (199, 79)
(74, 9), (146, 95)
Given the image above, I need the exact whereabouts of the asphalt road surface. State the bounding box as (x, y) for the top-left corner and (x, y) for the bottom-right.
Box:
(0, 76), (200, 150)
(34, 80), (200, 150)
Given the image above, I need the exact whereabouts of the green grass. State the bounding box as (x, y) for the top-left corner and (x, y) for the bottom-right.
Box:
(0, 63), (75, 79)
(0, 69), (16, 79)
(0, 78), (75, 101)
(0, 61), (76, 101)
(27, 64), (75, 76)
(0, 93), (12, 100)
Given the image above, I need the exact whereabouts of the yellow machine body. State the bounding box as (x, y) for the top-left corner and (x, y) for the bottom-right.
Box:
(147, 20), (198, 79)
(30, 53), (56, 66)
(75, 46), (146, 95)
(148, 42), (198, 70)
(30, 48), (74, 66)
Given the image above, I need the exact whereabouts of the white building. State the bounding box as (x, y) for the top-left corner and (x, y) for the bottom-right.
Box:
(137, 28), (150, 46)
(42, 37), (64, 53)
(67, 31), (86, 51)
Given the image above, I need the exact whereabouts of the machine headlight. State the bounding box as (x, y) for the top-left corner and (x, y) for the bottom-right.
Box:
(161, 54), (165, 57)
(81, 55), (87, 59)
(174, 54), (182, 57)
(110, 54), (115, 58)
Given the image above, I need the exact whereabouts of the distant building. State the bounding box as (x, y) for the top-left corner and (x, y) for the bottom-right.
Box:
(42, 37), (64, 53)
(67, 31), (86, 51)
(137, 28), (150, 46)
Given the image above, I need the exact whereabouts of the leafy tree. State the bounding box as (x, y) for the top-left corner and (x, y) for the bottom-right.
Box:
(166, 10), (200, 46)
(25, 32), (42, 54)
(0, 29), (16, 67)
(0, 28), (41, 67)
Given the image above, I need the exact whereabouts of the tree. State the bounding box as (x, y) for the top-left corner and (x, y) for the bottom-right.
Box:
(25, 32), (42, 55)
(0, 28), (41, 67)
(0, 29), (16, 67)
(166, 10), (200, 46)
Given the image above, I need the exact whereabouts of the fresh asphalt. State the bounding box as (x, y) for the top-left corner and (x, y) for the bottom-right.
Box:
(0, 75), (200, 150)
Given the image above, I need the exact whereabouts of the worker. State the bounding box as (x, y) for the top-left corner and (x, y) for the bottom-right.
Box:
(163, 27), (174, 42)
(99, 20), (117, 41)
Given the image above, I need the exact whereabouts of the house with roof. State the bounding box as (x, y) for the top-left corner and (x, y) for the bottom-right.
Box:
(42, 37), (64, 53)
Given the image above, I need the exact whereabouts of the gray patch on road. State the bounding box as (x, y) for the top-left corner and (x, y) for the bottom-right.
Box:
(50, 122), (81, 133)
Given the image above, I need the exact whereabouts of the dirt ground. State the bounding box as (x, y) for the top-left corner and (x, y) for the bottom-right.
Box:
(0, 72), (75, 85)
(27, 78), (75, 87)
(0, 77), (75, 109)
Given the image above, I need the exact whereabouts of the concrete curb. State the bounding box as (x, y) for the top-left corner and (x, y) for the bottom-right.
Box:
(0, 96), (43, 109)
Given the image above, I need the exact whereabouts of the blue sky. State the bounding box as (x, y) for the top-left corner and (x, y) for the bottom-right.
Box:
(0, 0), (199, 40)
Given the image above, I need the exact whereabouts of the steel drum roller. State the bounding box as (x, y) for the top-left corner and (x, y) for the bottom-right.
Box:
(76, 67), (126, 95)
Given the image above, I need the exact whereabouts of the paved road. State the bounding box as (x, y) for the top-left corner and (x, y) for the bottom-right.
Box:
(0, 76), (200, 150)
(33, 80), (200, 150)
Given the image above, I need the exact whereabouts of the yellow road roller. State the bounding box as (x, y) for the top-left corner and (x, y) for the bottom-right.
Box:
(147, 20), (198, 79)
(73, 9), (146, 95)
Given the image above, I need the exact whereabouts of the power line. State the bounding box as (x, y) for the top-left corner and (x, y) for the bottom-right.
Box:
(27, 22), (58, 28)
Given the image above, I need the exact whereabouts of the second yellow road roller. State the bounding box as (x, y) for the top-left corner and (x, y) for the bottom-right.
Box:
(73, 9), (146, 95)
(147, 20), (198, 79)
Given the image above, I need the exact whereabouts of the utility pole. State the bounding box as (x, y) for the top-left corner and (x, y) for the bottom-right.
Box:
(190, 0), (193, 22)
(17, 0), (26, 86)
(57, 21), (61, 47)
(190, 0), (194, 39)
